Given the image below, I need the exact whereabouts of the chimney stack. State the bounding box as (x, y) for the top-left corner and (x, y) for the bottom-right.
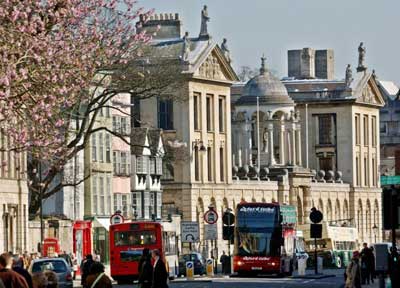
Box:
(136, 13), (182, 39)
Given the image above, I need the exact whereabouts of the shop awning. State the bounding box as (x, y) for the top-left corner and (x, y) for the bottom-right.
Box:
(93, 217), (111, 231)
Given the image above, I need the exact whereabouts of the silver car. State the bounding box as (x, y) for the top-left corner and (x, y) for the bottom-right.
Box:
(29, 258), (73, 288)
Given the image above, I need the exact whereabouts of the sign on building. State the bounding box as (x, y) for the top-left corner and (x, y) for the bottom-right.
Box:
(181, 222), (200, 243)
(204, 224), (218, 240)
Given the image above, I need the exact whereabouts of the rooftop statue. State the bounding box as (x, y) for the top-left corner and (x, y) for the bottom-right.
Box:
(182, 31), (190, 61)
(221, 38), (231, 63)
(345, 64), (353, 87)
(357, 42), (366, 72)
(199, 5), (210, 38)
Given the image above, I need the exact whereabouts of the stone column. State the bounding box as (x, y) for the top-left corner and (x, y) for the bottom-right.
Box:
(296, 124), (302, 166)
(286, 126), (292, 165)
(267, 122), (275, 166)
(291, 123), (297, 166)
(302, 186), (312, 224)
(279, 121), (285, 165)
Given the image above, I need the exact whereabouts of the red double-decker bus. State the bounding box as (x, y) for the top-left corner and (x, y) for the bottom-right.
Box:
(109, 221), (178, 284)
(233, 202), (296, 276)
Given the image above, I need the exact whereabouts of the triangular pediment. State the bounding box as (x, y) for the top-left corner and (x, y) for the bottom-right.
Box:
(193, 46), (238, 82)
(355, 77), (385, 106)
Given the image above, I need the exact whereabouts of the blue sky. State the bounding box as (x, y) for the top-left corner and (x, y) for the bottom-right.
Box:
(139, 0), (399, 84)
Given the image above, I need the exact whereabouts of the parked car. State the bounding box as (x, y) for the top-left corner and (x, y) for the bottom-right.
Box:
(29, 258), (73, 288)
(178, 253), (205, 276)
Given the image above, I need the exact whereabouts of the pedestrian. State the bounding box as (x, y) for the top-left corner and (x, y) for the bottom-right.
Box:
(369, 246), (376, 281)
(138, 249), (153, 288)
(345, 251), (361, 288)
(360, 242), (372, 284)
(85, 262), (112, 288)
(220, 251), (227, 274)
(12, 256), (33, 288)
(0, 253), (29, 288)
(81, 254), (94, 288)
(151, 249), (168, 288)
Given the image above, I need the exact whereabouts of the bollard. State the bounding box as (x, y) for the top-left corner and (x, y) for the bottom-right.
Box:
(186, 261), (194, 280)
(206, 258), (214, 277)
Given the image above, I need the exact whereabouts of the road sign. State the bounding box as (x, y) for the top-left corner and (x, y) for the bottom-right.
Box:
(204, 209), (218, 224)
(309, 208), (323, 224)
(206, 258), (214, 276)
(205, 224), (218, 240)
(110, 213), (124, 225)
(186, 261), (194, 279)
(181, 222), (199, 243)
(222, 212), (235, 226)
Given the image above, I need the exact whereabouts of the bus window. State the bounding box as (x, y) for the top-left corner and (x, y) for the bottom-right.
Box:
(114, 231), (157, 246)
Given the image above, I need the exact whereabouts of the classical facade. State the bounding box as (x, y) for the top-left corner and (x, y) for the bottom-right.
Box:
(377, 80), (400, 175)
(135, 11), (383, 259)
(232, 47), (384, 245)
(0, 129), (29, 253)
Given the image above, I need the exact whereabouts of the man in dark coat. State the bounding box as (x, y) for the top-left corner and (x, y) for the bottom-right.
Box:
(81, 254), (94, 288)
(0, 253), (29, 288)
(138, 250), (153, 288)
(12, 256), (33, 288)
(151, 250), (168, 288)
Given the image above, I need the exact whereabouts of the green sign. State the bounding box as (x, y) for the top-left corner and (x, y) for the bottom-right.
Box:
(280, 205), (297, 224)
(381, 175), (400, 186)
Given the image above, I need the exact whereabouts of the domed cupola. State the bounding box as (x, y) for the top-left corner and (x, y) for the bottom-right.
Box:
(236, 56), (294, 106)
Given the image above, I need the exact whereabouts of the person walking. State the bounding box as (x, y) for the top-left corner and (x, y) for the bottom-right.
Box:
(220, 251), (228, 275)
(138, 249), (153, 288)
(12, 256), (33, 288)
(85, 262), (112, 288)
(81, 254), (94, 288)
(0, 253), (29, 288)
(151, 250), (168, 288)
(360, 243), (372, 284)
(345, 251), (362, 288)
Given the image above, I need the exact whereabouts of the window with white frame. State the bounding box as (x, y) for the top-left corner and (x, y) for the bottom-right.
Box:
(113, 194), (118, 214)
(122, 194), (128, 217)
(132, 192), (142, 219)
(121, 151), (127, 175)
(99, 176), (104, 214)
(156, 158), (162, 175)
(92, 174), (98, 214)
(150, 158), (156, 174)
(106, 173), (112, 214)
(92, 134), (97, 161)
(136, 156), (148, 174)
(99, 133), (104, 162)
(113, 151), (118, 173)
(106, 134), (111, 163)
(149, 192), (155, 219)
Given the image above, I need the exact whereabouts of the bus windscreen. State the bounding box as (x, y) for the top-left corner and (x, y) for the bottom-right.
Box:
(236, 205), (281, 257)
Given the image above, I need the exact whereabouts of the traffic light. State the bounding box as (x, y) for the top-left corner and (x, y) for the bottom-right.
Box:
(383, 187), (399, 230)
(223, 226), (234, 242)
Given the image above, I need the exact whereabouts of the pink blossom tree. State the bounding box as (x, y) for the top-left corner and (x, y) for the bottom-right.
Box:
(0, 0), (183, 215)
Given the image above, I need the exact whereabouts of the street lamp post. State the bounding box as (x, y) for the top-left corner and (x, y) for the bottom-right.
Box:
(372, 224), (378, 243)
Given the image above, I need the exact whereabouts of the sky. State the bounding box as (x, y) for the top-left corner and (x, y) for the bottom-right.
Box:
(138, 0), (400, 85)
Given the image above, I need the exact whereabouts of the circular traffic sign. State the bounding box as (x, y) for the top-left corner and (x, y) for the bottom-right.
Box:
(204, 209), (218, 224)
(110, 213), (125, 225)
(186, 262), (193, 268)
(309, 208), (323, 224)
(222, 212), (235, 226)
(206, 259), (213, 265)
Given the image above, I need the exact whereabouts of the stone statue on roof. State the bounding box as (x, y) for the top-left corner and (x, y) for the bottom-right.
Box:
(262, 128), (268, 152)
(345, 64), (353, 87)
(199, 5), (210, 39)
(357, 42), (366, 72)
(182, 31), (190, 61)
(221, 38), (231, 63)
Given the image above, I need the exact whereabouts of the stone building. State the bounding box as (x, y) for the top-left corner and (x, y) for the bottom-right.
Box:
(377, 80), (400, 174)
(232, 47), (384, 245)
(0, 129), (29, 253)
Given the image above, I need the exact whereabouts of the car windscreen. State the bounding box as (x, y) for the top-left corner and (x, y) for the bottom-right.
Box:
(32, 260), (67, 273)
